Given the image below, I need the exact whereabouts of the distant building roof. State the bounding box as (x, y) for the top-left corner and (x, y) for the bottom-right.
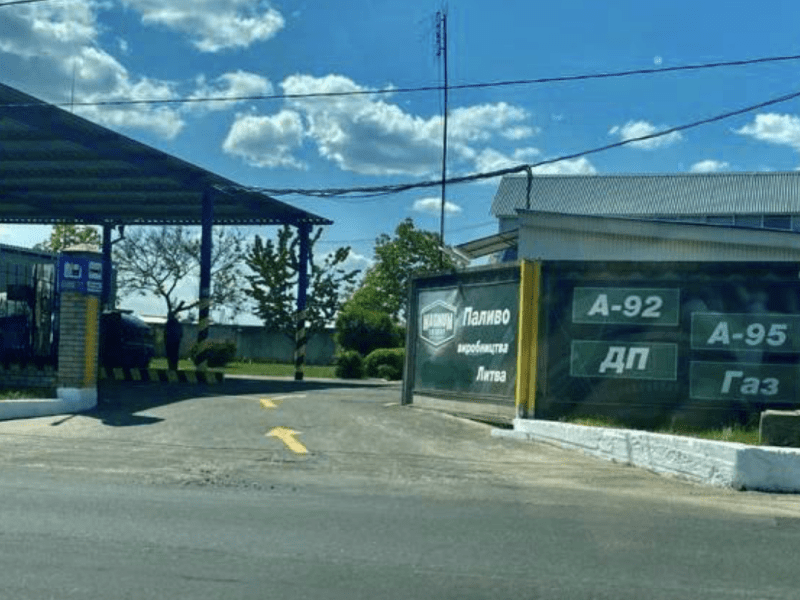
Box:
(491, 172), (800, 218)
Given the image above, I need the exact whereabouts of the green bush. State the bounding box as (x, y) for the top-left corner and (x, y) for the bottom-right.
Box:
(189, 339), (237, 368)
(335, 350), (364, 379)
(335, 306), (399, 356)
(364, 347), (405, 380)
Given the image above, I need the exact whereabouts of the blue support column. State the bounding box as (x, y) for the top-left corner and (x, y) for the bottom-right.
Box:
(101, 223), (112, 310)
(198, 190), (214, 350)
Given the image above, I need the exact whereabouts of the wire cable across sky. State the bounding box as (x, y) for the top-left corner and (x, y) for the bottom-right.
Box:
(225, 85), (800, 200)
(2, 52), (800, 108)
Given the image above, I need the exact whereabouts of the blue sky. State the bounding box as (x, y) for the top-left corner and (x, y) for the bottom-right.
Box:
(3, 0), (800, 320)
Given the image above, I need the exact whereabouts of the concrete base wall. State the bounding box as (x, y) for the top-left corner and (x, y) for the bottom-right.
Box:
(493, 419), (800, 493)
(0, 365), (56, 389)
(151, 324), (336, 365)
(0, 388), (96, 421)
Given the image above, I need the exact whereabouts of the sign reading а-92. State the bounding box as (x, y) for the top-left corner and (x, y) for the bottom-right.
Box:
(690, 361), (798, 402)
(691, 313), (800, 353)
(570, 340), (678, 380)
(572, 287), (680, 326)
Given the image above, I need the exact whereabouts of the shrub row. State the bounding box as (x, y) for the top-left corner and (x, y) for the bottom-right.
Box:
(335, 347), (405, 380)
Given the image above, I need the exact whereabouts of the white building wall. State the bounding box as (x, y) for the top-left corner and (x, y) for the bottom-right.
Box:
(517, 213), (800, 262)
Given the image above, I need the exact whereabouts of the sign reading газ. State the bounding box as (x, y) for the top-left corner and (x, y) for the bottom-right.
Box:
(536, 261), (800, 425)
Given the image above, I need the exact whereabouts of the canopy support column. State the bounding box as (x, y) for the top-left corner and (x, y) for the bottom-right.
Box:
(101, 223), (113, 310)
(198, 190), (214, 351)
(294, 222), (311, 381)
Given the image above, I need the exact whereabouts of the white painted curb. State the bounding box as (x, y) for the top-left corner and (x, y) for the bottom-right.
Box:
(0, 389), (97, 421)
(492, 418), (800, 493)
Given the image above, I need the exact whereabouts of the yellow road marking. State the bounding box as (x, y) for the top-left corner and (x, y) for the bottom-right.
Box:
(271, 394), (307, 401)
(260, 398), (282, 409)
(266, 426), (308, 454)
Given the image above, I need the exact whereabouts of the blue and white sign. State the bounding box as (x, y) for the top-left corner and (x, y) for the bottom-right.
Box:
(58, 255), (103, 296)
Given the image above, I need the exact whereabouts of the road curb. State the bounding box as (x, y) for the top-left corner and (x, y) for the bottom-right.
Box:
(0, 396), (96, 421)
(492, 419), (800, 493)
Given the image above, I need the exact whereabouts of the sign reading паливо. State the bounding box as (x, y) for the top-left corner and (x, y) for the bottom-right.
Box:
(413, 281), (518, 399)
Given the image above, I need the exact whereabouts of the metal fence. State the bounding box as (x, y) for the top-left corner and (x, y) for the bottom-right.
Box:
(0, 262), (57, 365)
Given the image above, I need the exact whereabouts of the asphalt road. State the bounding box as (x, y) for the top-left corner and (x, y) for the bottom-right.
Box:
(0, 377), (799, 599)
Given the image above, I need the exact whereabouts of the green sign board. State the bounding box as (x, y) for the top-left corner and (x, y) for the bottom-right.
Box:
(569, 340), (678, 380)
(535, 261), (800, 427)
(572, 287), (680, 326)
(405, 265), (520, 404)
(691, 313), (800, 353)
(690, 361), (798, 402)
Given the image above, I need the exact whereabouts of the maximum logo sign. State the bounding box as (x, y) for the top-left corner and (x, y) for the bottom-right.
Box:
(419, 300), (457, 348)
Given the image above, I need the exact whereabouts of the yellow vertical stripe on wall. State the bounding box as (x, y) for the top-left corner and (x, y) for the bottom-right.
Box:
(527, 261), (542, 417)
(83, 295), (99, 387)
(515, 261), (540, 418)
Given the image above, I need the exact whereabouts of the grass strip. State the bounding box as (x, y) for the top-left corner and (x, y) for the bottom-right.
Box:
(148, 358), (337, 379)
(564, 415), (760, 446)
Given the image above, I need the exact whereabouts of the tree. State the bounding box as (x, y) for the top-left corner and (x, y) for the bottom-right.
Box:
(34, 224), (101, 253)
(348, 218), (456, 321)
(113, 226), (247, 318)
(245, 225), (360, 335)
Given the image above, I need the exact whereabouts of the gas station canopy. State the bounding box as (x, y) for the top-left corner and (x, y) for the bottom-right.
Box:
(0, 81), (331, 227)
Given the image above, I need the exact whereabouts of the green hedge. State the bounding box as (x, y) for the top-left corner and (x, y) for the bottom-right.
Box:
(189, 339), (237, 368)
(335, 306), (400, 356)
(334, 350), (364, 379)
(364, 347), (405, 380)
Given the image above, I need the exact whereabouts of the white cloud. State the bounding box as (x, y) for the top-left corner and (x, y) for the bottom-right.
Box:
(268, 74), (535, 176)
(187, 70), (273, 113)
(502, 125), (538, 141)
(735, 113), (800, 150)
(531, 157), (598, 175)
(471, 148), (595, 185)
(412, 197), (463, 216)
(609, 120), (683, 150)
(689, 159), (730, 173)
(447, 103), (530, 143)
(473, 147), (542, 174)
(331, 249), (374, 272)
(0, 1), (185, 139)
(280, 74), (442, 176)
(121, 0), (285, 52)
(223, 110), (306, 169)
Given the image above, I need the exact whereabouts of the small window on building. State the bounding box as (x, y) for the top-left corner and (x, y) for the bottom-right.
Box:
(707, 215), (734, 226)
(734, 215), (762, 228)
(763, 215), (792, 230)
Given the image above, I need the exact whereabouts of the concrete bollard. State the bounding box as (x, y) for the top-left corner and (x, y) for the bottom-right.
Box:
(759, 410), (800, 448)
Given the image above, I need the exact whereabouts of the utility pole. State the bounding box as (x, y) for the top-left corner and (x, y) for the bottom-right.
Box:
(436, 9), (448, 268)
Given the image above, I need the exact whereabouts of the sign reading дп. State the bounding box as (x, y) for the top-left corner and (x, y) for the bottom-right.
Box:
(409, 266), (520, 402)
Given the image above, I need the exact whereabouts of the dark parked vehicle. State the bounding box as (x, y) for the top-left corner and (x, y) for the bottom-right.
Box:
(100, 310), (155, 369)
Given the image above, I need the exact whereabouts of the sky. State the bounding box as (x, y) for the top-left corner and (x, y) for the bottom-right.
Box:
(3, 0), (800, 322)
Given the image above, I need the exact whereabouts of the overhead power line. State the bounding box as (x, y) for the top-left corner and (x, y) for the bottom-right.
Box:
(226, 85), (800, 200)
(3, 52), (800, 108)
(0, 0), (52, 6)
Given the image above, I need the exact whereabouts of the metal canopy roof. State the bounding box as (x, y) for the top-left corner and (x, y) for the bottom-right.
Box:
(0, 82), (331, 227)
(492, 172), (800, 218)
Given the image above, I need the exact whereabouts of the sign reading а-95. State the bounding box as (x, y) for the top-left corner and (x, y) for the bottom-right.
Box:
(691, 313), (800, 353)
(570, 340), (678, 380)
(690, 361), (798, 402)
(572, 287), (680, 325)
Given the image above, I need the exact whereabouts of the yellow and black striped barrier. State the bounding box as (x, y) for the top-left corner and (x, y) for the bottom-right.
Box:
(99, 367), (224, 384)
(294, 309), (307, 381)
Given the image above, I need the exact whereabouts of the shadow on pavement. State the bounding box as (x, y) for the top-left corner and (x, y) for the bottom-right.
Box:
(82, 376), (399, 428)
